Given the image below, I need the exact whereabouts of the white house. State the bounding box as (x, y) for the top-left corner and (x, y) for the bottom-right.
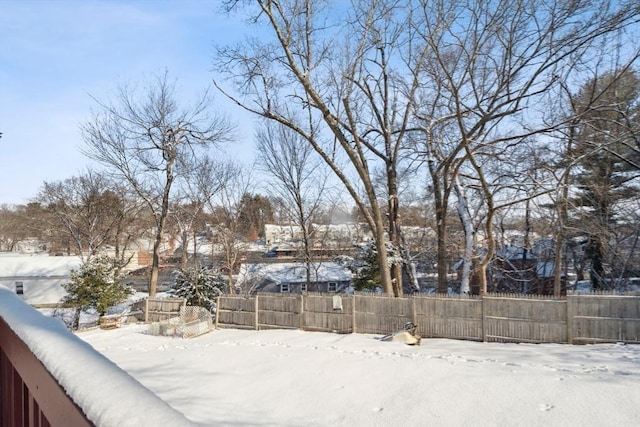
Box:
(264, 222), (374, 247)
(0, 254), (82, 305)
(264, 224), (304, 245)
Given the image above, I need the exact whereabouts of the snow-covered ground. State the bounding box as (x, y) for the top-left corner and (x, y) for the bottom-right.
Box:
(79, 325), (640, 426)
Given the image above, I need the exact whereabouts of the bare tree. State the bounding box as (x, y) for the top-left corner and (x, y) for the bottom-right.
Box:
(548, 66), (640, 291)
(410, 0), (639, 294)
(205, 162), (254, 293)
(217, 0), (638, 296)
(170, 201), (203, 270)
(35, 170), (128, 262)
(82, 71), (234, 297)
(0, 204), (34, 252)
(169, 156), (221, 271)
(185, 154), (236, 273)
(217, 0), (432, 295)
(256, 120), (329, 288)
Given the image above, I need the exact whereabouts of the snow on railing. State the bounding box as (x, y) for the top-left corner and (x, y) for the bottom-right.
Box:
(0, 286), (197, 426)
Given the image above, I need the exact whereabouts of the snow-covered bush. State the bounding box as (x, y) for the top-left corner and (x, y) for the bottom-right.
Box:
(172, 267), (226, 312)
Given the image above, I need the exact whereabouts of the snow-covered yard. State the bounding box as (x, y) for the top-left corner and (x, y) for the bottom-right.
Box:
(79, 325), (640, 426)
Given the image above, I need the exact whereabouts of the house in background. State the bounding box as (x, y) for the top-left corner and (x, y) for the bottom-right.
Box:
(236, 262), (353, 294)
(264, 224), (305, 245)
(0, 254), (82, 305)
(263, 223), (373, 247)
(477, 245), (566, 295)
(10, 238), (49, 254)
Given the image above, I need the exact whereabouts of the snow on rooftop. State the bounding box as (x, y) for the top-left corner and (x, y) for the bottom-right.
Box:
(236, 262), (352, 287)
(0, 253), (83, 304)
(0, 253), (82, 277)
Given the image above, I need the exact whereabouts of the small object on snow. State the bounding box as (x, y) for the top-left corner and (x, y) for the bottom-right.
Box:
(99, 308), (130, 329)
(380, 322), (421, 345)
(333, 295), (343, 311)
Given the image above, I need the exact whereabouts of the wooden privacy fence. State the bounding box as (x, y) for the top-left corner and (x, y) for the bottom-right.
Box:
(215, 292), (640, 344)
(132, 297), (186, 323)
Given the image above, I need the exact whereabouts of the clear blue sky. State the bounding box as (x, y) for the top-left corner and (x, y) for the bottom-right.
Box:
(0, 0), (258, 206)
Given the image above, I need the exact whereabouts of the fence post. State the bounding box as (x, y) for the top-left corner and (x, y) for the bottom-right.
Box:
(481, 296), (487, 342)
(299, 294), (304, 330)
(566, 295), (573, 344)
(352, 294), (357, 333)
(254, 294), (259, 330)
(144, 298), (149, 323)
(214, 296), (220, 330)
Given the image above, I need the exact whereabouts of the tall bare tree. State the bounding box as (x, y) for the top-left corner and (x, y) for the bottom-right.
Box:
(169, 154), (225, 270)
(204, 162), (254, 293)
(256, 120), (329, 287)
(217, 0), (431, 295)
(82, 71), (234, 297)
(410, 0), (639, 294)
(217, 0), (638, 296)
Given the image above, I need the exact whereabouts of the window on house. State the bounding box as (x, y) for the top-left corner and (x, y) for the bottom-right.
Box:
(328, 282), (338, 292)
(280, 283), (291, 293)
(300, 282), (307, 292)
(15, 281), (24, 295)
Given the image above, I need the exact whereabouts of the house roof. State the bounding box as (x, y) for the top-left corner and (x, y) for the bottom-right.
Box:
(0, 254), (82, 305)
(0, 253), (82, 278)
(237, 262), (352, 286)
(264, 224), (302, 234)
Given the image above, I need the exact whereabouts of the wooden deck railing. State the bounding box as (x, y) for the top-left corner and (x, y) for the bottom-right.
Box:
(0, 286), (197, 427)
(0, 317), (92, 427)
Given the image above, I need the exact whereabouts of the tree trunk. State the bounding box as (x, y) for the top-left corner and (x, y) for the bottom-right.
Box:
(387, 165), (403, 296)
(193, 229), (198, 269)
(553, 238), (564, 296)
(225, 242), (235, 294)
(466, 146), (495, 296)
(180, 228), (188, 270)
(372, 211), (394, 295)
(149, 237), (161, 298)
(147, 143), (175, 298)
(399, 229), (419, 293)
(454, 176), (473, 294)
(554, 144), (571, 296)
(72, 307), (81, 331)
(589, 237), (605, 290)
(433, 174), (449, 294)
